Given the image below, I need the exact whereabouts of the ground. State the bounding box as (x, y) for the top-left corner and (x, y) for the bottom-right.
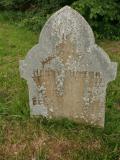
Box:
(0, 20), (120, 160)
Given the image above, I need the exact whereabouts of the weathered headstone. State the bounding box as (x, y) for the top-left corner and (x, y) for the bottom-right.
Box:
(19, 6), (117, 127)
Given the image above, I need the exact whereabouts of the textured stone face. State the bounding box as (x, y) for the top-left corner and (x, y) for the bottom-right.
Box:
(19, 6), (117, 127)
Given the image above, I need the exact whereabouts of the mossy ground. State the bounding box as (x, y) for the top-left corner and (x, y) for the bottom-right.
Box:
(0, 19), (120, 160)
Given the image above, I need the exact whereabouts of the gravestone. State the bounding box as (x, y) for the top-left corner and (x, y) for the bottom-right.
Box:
(19, 6), (117, 127)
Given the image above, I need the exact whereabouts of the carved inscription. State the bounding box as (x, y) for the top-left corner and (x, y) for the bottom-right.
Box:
(32, 97), (37, 105)
(32, 69), (42, 86)
(41, 55), (55, 68)
(32, 69), (103, 109)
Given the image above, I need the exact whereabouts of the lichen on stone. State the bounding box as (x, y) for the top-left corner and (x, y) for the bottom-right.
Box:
(55, 69), (65, 96)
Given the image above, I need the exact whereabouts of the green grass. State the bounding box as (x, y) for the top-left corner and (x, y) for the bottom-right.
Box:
(0, 19), (120, 159)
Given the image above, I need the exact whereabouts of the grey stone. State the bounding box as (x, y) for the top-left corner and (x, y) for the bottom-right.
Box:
(19, 6), (117, 127)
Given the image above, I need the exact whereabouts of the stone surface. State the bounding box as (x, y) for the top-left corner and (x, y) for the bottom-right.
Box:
(19, 6), (117, 127)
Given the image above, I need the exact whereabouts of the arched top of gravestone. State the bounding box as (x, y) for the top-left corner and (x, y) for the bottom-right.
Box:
(21, 6), (117, 82)
(39, 6), (95, 48)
